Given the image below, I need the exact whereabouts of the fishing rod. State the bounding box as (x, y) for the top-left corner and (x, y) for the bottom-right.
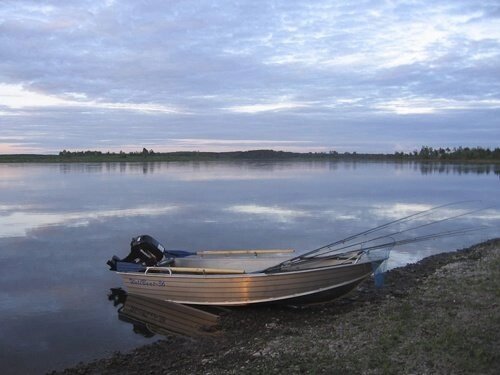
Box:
(305, 200), (476, 257)
(303, 205), (490, 260)
(262, 221), (487, 274)
(352, 226), (487, 254)
(314, 226), (486, 263)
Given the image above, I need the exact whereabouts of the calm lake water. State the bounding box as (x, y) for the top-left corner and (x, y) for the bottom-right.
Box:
(0, 161), (498, 374)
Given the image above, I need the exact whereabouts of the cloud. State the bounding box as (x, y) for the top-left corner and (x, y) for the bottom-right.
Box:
(0, 0), (499, 153)
(224, 101), (308, 113)
(0, 83), (183, 114)
(374, 97), (500, 115)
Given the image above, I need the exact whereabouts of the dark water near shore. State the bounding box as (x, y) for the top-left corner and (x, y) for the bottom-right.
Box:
(0, 161), (498, 374)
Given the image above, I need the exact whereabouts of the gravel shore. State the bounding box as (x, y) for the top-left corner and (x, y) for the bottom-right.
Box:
(54, 239), (500, 374)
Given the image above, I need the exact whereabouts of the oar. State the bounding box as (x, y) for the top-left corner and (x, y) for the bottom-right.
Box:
(165, 249), (294, 257)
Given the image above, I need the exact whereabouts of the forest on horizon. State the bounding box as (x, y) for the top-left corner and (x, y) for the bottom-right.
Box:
(1, 146), (499, 163)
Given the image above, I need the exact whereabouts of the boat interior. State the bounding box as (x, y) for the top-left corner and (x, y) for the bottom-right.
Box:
(152, 249), (364, 274)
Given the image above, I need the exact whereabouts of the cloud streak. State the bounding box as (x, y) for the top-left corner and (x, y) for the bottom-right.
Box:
(0, 84), (183, 114)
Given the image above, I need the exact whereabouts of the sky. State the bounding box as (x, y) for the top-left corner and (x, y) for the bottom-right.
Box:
(0, 0), (499, 154)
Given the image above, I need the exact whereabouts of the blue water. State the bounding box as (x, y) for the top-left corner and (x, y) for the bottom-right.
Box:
(0, 161), (498, 374)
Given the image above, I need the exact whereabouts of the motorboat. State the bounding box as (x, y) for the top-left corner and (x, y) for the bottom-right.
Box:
(107, 235), (386, 306)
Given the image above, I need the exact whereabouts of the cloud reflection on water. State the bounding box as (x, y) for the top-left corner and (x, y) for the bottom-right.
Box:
(226, 204), (311, 223)
(0, 205), (179, 237)
(370, 202), (500, 223)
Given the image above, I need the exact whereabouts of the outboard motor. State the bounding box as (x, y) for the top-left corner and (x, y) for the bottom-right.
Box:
(107, 235), (171, 271)
(125, 235), (165, 264)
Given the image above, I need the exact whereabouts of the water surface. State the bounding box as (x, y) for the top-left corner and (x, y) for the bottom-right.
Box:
(0, 161), (498, 374)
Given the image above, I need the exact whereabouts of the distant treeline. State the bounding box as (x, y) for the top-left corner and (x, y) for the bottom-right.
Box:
(1, 146), (499, 163)
(393, 146), (500, 161)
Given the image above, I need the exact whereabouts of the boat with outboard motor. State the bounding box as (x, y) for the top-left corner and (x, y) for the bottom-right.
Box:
(107, 202), (486, 306)
(107, 235), (387, 306)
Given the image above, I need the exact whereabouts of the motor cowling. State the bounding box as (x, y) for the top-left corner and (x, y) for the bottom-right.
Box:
(107, 234), (169, 271)
(124, 234), (166, 265)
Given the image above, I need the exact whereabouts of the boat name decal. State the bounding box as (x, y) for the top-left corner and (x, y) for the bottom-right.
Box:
(128, 278), (166, 287)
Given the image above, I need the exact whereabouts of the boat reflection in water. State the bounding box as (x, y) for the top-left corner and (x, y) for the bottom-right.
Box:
(108, 288), (220, 338)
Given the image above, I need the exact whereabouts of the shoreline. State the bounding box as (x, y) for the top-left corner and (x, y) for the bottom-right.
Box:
(1, 149), (499, 164)
(53, 238), (500, 374)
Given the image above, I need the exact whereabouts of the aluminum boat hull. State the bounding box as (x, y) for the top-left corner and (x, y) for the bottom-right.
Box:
(117, 261), (374, 306)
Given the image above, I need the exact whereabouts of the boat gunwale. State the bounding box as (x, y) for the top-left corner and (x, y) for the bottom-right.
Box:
(116, 257), (375, 279)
